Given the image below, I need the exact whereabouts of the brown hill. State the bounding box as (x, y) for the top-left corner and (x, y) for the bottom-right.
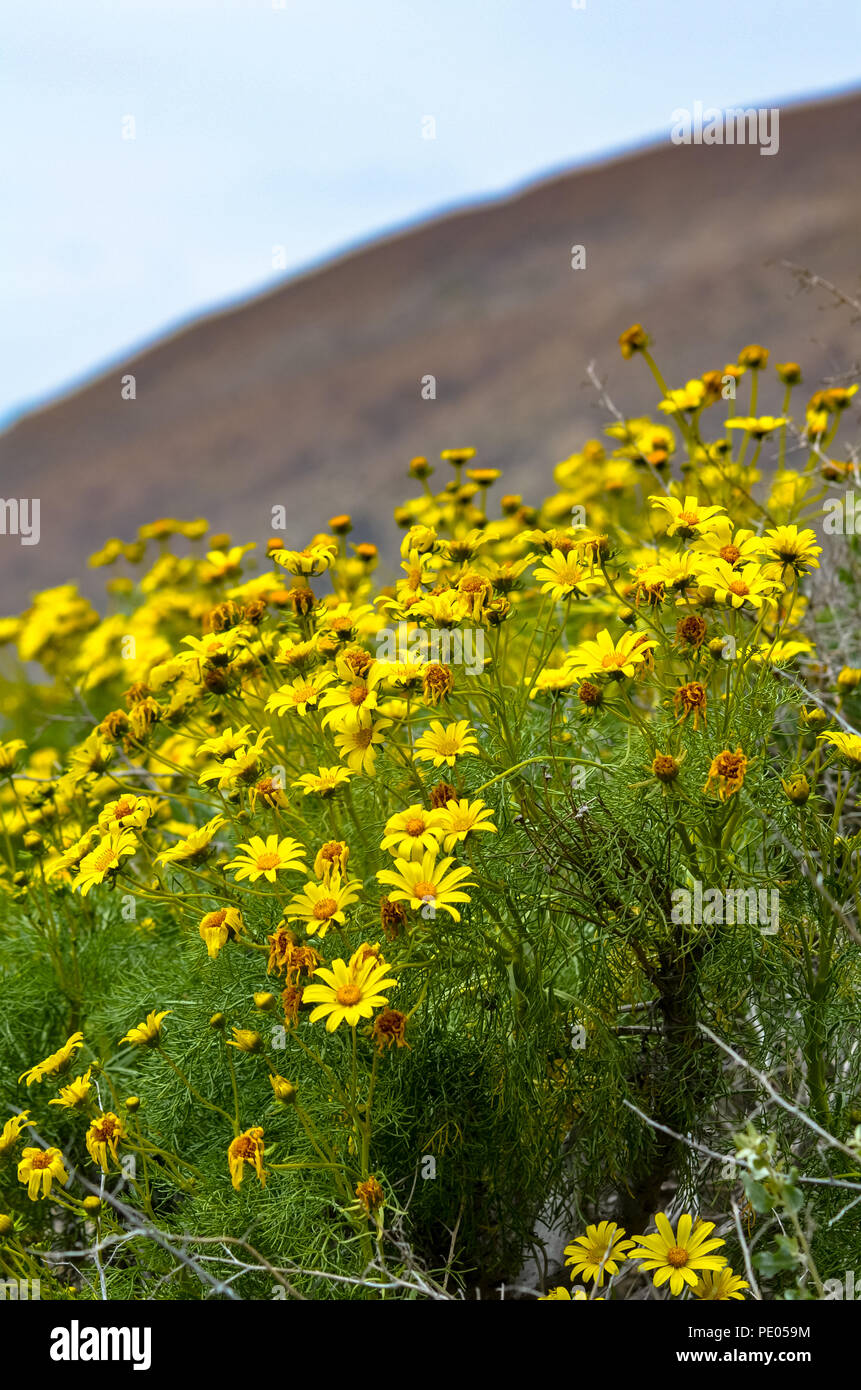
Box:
(2, 89), (860, 610)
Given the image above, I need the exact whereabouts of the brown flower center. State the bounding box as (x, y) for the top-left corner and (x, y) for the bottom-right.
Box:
(336, 984), (362, 1006)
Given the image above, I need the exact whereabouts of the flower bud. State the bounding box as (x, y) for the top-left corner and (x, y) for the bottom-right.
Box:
(254, 992), (278, 1013)
(781, 773), (811, 805)
(83, 1196), (102, 1215)
(209, 1012), (227, 1031)
(0, 1214), (13, 1237)
(124, 1096), (141, 1113)
(270, 1075), (297, 1104)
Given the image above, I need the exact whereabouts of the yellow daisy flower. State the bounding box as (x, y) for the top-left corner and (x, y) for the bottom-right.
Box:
(701, 559), (781, 610)
(819, 731), (861, 767)
(292, 765), (353, 796)
(49, 1068), (93, 1109)
(413, 719), (479, 768)
(156, 814), (226, 865)
(282, 871), (362, 937)
(334, 717), (392, 775)
(531, 550), (606, 601)
(86, 1112), (126, 1172)
(628, 1213), (726, 1295)
(381, 804), (446, 860)
(0, 1112), (33, 1155)
(226, 834), (308, 883)
(72, 827), (139, 895)
(19, 1032), (85, 1086)
(563, 1221), (633, 1286)
(198, 906), (244, 959)
(650, 494), (726, 538)
(435, 798), (497, 852)
(228, 1127), (266, 1189)
(303, 953), (398, 1032)
(120, 1009), (171, 1048)
(377, 850), (473, 922)
(567, 629), (657, 679)
(18, 1147), (68, 1201)
(692, 1266), (749, 1300)
(264, 670), (335, 716)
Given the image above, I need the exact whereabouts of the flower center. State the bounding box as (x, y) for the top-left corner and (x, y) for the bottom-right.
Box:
(31, 1152), (54, 1170)
(728, 580), (749, 596)
(312, 898), (337, 920)
(93, 847), (119, 873)
(336, 984), (362, 1006)
(405, 817), (425, 836)
(666, 1246), (689, 1268)
(296, 683), (317, 702)
(677, 510), (700, 526)
(414, 881), (437, 899)
(720, 544), (740, 564)
(256, 851), (281, 870)
(349, 684), (369, 705)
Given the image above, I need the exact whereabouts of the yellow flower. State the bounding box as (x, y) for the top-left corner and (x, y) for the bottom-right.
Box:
(227, 1127), (266, 1189)
(650, 494), (725, 538)
(319, 659), (386, 730)
(563, 1221), (633, 1286)
(628, 1213), (726, 1295)
(198, 729), (272, 789)
(86, 1113), (126, 1172)
(264, 670), (335, 716)
(689, 520), (764, 567)
(17, 1147), (68, 1200)
(198, 906), (245, 959)
(226, 834), (308, 883)
(435, 798), (497, 852)
(292, 765), (353, 796)
(0, 1112), (33, 1155)
(692, 1266), (749, 1300)
(725, 415), (786, 438)
(703, 748), (749, 801)
(313, 839), (350, 882)
(760, 525), (821, 576)
(97, 793), (156, 833)
(568, 629), (657, 679)
(303, 953), (398, 1032)
(381, 805), (446, 860)
(49, 1068), (93, 1109)
(157, 814), (226, 865)
(532, 550), (605, 601)
(19, 1032), (84, 1086)
(120, 1009), (171, 1048)
(271, 539), (337, 576)
(282, 872), (362, 937)
(334, 717), (392, 775)
(819, 731), (861, 767)
(72, 828), (139, 895)
(413, 719), (479, 768)
(377, 850), (473, 922)
(701, 559), (781, 610)
(227, 1029), (263, 1054)
(658, 380), (707, 414)
(0, 739), (26, 775)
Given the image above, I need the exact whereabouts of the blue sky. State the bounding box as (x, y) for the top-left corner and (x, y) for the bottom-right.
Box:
(3, 0), (860, 424)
